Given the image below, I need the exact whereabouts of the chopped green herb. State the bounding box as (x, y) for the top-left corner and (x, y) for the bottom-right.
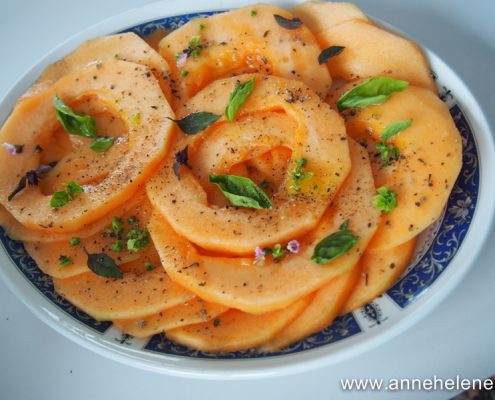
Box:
(53, 95), (96, 139)
(272, 244), (286, 260)
(69, 237), (81, 247)
(225, 78), (255, 122)
(127, 229), (150, 252)
(170, 112), (221, 135)
(145, 262), (155, 271)
(181, 70), (189, 78)
(188, 35), (203, 58)
(112, 217), (124, 238)
(198, 23), (205, 30)
(86, 251), (123, 279)
(50, 181), (83, 208)
(336, 77), (409, 111)
(127, 216), (139, 228)
(130, 113), (141, 127)
(209, 174), (272, 209)
(59, 255), (73, 267)
(111, 240), (124, 252)
(376, 142), (400, 167)
(290, 158), (314, 192)
(312, 220), (360, 264)
(250, 9), (257, 16)
(374, 186), (398, 213)
(90, 137), (114, 153)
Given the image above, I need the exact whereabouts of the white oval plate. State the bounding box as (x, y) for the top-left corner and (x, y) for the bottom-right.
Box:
(0, 0), (494, 380)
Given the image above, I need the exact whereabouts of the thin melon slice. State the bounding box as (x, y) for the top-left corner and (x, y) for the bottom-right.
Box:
(329, 84), (462, 250)
(165, 296), (311, 352)
(149, 139), (380, 314)
(0, 60), (174, 232)
(53, 264), (193, 320)
(291, 1), (368, 35)
(262, 260), (361, 351)
(0, 188), (146, 242)
(158, 4), (332, 107)
(341, 239), (416, 314)
(24, 197), (153, 279)
(113, 298), (228, 338)
(147, 75), (350, 255)
(291, 2), (436, 92)
(23, 33), (172, 103)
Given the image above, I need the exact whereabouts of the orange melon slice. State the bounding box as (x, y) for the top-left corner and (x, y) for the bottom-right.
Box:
(262, 260), (361, 351)
(292, 4), (436, 92)
(341, 238), (416, 314)
(23, 33), (172, 103)
(149, 139), (380, 314)
(158, 4), (332, 107)
(165, 295), (311, 352)
(0, 60), (174, 233)
(291, 2), (368, 35)
(53, 265), (193, 320)
(147, 75), (350, 255)
(24, 197), (153, 278)
(113, 298), (228, 338)
(329, 84), (462, 250)
(0, 188), (146, 242)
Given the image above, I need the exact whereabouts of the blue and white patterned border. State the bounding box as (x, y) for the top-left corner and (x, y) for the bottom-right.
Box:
(0, 13), (479, 360)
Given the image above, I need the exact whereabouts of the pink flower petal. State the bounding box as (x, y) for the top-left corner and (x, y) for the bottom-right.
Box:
(286, 240), (300, 254)
(2, 143), (17, 156)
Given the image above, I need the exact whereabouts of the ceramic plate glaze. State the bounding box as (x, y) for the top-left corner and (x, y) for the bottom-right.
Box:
(0, 0), (494, 379)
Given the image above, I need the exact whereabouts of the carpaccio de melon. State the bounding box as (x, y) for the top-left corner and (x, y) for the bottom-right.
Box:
(0, 1), (462, 353)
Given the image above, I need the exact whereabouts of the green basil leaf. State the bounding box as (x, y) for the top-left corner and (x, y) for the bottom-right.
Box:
(274, 14), (303, 29)
(336, 77), (409, 111)
(90, 137), (115, 153)
(86, 251), (123, 279)
(373, 186), (398, 213)
(209, 174), (273, 209)
(225, 78), (255, 122)
(53, 95), (97, 139)
(171, 112), (221, 135)
(312, 221), (360, 264)
(380, 119), (413, 141)
(318, 46), (345, 64)
(69, 237), (81, 247)
(50, 181), (83, 208)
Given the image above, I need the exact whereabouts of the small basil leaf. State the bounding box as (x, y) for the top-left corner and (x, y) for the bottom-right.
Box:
(170, 112), (221, 135)
(86, 251), (123, 279)
(90, 137), (115, 153)
(336, 77), (409, 111)
(209, 174), (272, 209)
(8, 162), (57, 202)
(53, 95), (97, 139)
(380, 119), (413, 141)
(225, 78), (256, 122)
(50, 181), (83, 208)
(274, 14), (303, 29)
(318, 46), (345, 64)
(312, 223), (360, 264)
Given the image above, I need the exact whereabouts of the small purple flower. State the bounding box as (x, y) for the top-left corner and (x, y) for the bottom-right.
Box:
(254, 246), (265, 265)
(176, 52), (187, 68)
(2, 143), (23, 155)
(286, 240), (300, 254)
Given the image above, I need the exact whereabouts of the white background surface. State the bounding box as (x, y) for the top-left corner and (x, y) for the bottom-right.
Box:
(1, 1), (494, 399)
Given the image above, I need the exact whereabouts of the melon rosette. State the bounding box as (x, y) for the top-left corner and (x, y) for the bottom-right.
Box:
(0, 2), (464, 353)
